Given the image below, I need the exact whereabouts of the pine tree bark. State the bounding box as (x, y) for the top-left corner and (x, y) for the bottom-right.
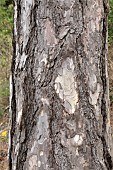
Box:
(9, 0), (113, 169)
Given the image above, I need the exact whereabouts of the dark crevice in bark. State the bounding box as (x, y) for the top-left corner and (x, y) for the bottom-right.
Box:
(16, 71), (36, 169)
(9, 21), (17, 170)
(100, 136), (113, 170)
(24, 5), (38, 56)
(16, 0), (22, 45)
(49, 95), (59, 169)
(99, 2), (113, 169)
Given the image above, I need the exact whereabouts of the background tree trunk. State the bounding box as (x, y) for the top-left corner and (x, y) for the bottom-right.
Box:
(9, 0), (113, 169)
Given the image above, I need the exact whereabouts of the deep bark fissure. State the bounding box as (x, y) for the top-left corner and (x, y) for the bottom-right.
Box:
(98, 3), (113, 168)
(9, 17), (17, 170)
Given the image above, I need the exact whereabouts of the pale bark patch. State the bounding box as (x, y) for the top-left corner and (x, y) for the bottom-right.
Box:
(41, 98), (49, 106)
(18, 52), (27, 69)
(15, 143), (19, 157)
(29, 155), (37, 169)
(40, 56), (48, 66)
(16, 82), (23, 124)
(38, 160), (41, 167)
(89, 83), (101, 106)
(57, 0), (75, 7)
(59, 26), (70, 40)
(14, 2), (17, 36)
(40, 151), (44, 156)
(73, 134), (83, 146)
(37, 112), (49, 145)
(44, 18), (58, 46)
(96, 8), (103, 31)
(17, 109), (22, 124)
(55, 58), (78, 114)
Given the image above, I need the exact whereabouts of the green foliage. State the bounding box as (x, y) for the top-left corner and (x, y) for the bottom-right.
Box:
(108, 0), (113, 45)
(0, 80), (9, 97)
(0, 0), (13, 6)
(0, 2), (13, 35)
(0, 0), (7, 6)
(0, 0), (13, 112)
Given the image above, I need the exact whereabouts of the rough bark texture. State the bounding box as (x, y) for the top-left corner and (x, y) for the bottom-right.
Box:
(9, 0), (113, 169)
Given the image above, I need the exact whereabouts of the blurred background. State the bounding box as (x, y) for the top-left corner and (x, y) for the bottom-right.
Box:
(0, 0), (13, 117)
(0, 0), (113, 169)
(0, 0), (13, 169)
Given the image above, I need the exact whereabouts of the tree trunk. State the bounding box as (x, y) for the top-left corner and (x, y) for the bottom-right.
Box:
(9, 0), (113, 169)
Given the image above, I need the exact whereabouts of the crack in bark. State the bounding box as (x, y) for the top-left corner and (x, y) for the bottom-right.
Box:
(9, 20), (17, 170)
(98, 2), (113, 168)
